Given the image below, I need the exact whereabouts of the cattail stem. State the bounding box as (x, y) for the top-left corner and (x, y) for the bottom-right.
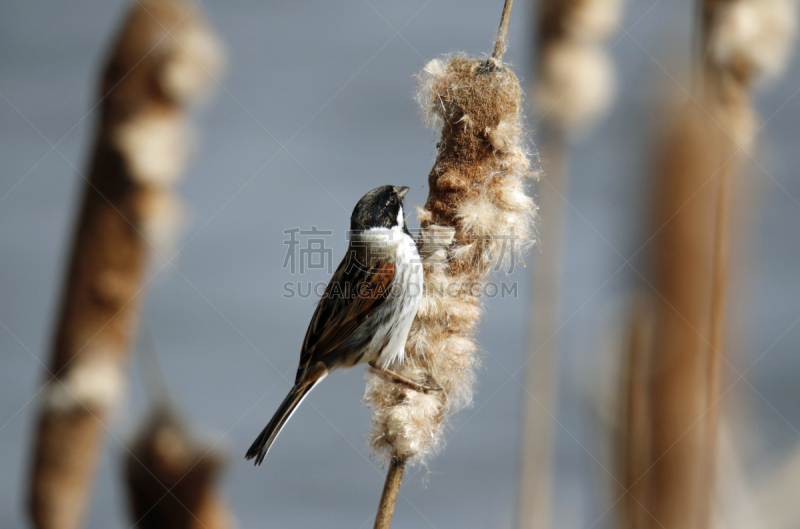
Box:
(519, 1), (625, 527)
(695, 2), (742, 526)
(517, 131), (564, 529)
(698, 149), (733, 528)
(644, 0), (796, 522)
(619, 301), (653, 529)
(493, 0), (515, 60)
(373, 457), (406, 529)
(647, 101), (720, 529)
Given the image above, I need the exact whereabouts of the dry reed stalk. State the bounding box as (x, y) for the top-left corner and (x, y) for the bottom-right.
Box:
(697, 0), (796, 525)
(618, 300), (653, 529)
(27, 3), (222, 529)
(372, 457), (406, 529)
(517, 132), (563, 529)
(125, 408), (234, 529)
(645, 0), (795, 519)
(518, 1), (624, 528)
(646, 100), (723, 529)
(366, 1), (536, 526)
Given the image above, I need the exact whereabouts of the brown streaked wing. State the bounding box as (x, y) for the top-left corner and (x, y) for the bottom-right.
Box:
(295, 260), (396, 381)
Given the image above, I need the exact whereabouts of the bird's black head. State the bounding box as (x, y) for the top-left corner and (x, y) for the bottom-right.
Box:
(350, 185), (411, 233)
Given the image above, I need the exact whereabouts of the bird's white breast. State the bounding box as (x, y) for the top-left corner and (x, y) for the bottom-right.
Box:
(356, 226), (423, 367)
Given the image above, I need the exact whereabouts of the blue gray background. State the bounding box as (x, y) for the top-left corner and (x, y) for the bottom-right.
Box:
(1, 0), (799, 528)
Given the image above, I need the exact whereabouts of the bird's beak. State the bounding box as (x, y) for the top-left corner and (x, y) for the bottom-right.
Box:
(396, 186), (410, 199)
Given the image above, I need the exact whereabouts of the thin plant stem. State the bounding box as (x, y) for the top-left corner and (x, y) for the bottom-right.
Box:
(647, 103), (719, 529)
(620, 300), (653, 529)
(517, 130), (564, 529)
(698, 155), (732, 529)
(696, 2), (736, 526)
(373, 457), (406, 529)
(493, 0), (515, 60)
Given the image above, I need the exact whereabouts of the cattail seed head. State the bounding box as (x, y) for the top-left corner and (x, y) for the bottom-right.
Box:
(534, 40), (615, 131)
(709, 0), (797, 82)
(365, 54), (536, 464)
(535, 0), (626, 132)
(565, 0), (626, 41)
(27, 4), (223, 529)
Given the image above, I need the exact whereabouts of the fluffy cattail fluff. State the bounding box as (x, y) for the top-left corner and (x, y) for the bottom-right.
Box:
(27, 3), (222, 529)
(707, 0), (797, 83)
(126, 407), (234, 529)
(702, 0), (796, 148)
(534, 0), (626, 132)
(364, 55), (536, 464)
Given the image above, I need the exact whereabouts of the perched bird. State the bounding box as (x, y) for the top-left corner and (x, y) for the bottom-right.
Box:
(246, 185), (429, 466)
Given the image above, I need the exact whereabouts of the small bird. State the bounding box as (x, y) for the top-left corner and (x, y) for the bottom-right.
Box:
(246, 185), (428, 466)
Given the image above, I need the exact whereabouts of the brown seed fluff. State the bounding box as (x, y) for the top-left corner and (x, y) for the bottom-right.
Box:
(364, 55), (536, 464)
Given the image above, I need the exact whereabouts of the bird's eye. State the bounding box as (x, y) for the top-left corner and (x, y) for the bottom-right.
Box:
(388, 196), (397, 206)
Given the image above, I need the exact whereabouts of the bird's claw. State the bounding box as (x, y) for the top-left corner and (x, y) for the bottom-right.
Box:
(368, 364), (442, 393)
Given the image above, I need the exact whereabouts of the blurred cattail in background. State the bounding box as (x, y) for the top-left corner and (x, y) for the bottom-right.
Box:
(623, 2), (798, 529)
(365, 2), (536, 526)
(701, 0), (796, 512)
(533, 0), (625, 132)
(699, 1), (797, 523)
(126, 407), (234, 529)
(26, 2), (222, 528)
(518, 1), (625, 528)
(642, 97), (722, 529)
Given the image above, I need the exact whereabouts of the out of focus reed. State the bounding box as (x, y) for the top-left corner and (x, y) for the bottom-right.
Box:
(626, 2), (797, 529)
(27, 2), (222, 528)
(519, 1), (625, 528)
(126, 407), (234, 529)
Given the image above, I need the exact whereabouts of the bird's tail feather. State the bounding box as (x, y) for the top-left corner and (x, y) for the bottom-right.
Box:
(245, 374), (323, 466)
